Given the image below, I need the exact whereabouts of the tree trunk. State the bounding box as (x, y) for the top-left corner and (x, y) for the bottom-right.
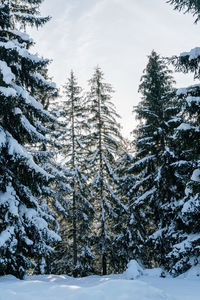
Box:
(71, 77), (77, 276)
(102, 253), (107, 275)
(97, 77), (107, 276)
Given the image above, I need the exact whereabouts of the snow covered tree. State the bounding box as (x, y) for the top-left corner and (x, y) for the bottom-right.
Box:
(31, 140), (71, 275)
(163, 0), (200, 275)
(50, 71), (95, 277)
(129, 51), (180, 268)
(0, 0), (60, 279)
(86, 67), (125, 275)
(114, 150), (136, 273)
(161, 47), (200, 276)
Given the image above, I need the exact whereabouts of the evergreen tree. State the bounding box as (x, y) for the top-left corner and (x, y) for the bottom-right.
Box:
(130, 51), (179, 268)
(164, 0), (200, 275)
(0, 0), (60, 279)
(50, 72), (95, 277)
(114, 149), (135, 273)
(86, 67), (125, 275)
(162, 48), (200, 276)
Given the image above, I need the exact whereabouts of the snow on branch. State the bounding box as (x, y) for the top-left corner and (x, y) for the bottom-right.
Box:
(0, 60), (15, 84)
(191, 169), (200, 182)
(180, 47), (200, 60)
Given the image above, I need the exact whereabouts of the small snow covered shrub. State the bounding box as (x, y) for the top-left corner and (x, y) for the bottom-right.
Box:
(123, 260), (144, 279)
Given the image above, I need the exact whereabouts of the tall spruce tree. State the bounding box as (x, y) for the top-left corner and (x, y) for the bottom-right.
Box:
(163, 0), (200, 275)
(130, 51), (180, 268)
(86, 67), (125, 275)
(0, 0), (60, 279)
(50, 72), (95, 277)
(161, 50), (200, 275)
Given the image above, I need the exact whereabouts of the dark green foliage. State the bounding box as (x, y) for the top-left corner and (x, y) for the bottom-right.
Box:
(0, 1), (10, 29)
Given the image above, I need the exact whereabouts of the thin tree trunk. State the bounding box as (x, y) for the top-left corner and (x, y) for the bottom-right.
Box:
(72, 190), (77, 271)
(102, 253), (107, 275)
(71, 76), (77, 275)
(97, 78), (107, 275)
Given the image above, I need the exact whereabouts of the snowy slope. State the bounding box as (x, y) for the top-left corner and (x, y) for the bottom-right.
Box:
(1, 268), (200, 300)
(0, 274), (172, 300)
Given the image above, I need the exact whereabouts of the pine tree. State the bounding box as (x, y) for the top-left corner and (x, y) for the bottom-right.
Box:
(86, 67), (125, 275)
(130, 51), (179, 268)
(146, 92), (185, 272)
(0, 0), (60, 279)
(164, 0), (200, 275)
(114, 149), (135, 273)
(50, 71), (95, 277)
(162, 48), (200, 276)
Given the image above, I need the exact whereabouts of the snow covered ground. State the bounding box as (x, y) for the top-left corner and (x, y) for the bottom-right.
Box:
(1, 261), (200, 300)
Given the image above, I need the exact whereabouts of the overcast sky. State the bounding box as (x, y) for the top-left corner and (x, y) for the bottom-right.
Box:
(29, 0), (200, 138)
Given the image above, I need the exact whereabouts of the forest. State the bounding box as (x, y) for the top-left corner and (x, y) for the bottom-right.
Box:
(0, 0), (199, 285)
